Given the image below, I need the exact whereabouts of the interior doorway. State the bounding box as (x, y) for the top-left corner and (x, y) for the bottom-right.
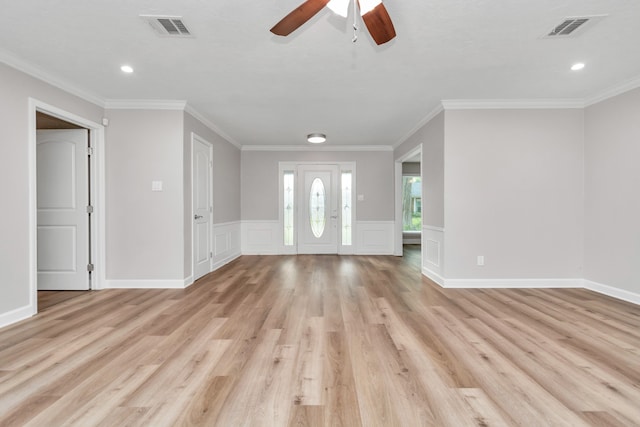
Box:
(29, 99), (105, 314)
(394, 145), (423, 264)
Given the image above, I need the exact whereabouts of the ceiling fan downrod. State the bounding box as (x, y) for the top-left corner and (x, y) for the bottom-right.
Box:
(352, 0), (358, 42)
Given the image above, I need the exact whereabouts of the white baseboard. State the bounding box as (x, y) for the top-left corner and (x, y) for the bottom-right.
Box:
(584, 280), (640, 305)
(104, 279), (186, 289)
(211, 252), (241, 272)
(183, 276), (194, 288)
(442, 278), (583, 289)
(0, 304), (35, 328)
(422, 266), (445, 286)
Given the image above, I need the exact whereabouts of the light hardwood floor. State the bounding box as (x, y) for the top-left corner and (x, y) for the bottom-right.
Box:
(1, 246), (639, 426)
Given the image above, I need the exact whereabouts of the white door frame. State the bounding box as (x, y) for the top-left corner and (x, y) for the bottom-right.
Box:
(394, 144), (422, 256)
(190, 133), (214, 283)
(28, 98), (107, 314)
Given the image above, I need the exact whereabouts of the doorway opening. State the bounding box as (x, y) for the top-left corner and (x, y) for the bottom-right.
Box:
(394, 145), (422, 265)
(29, 99), (105, 314)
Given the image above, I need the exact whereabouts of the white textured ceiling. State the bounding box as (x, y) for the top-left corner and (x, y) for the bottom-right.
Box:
(1, 0), (639, 147)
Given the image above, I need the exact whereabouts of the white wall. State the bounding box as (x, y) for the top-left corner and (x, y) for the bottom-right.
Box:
(584, 88), (640, 298)
(104, 109), (185, 281)
(444, 109), (585, 281)
(0, 63), (104, 325)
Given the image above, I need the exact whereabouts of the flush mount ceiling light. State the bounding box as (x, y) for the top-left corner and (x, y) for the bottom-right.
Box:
(120, 65), (134, 73)
(571, 62), (585, 71)
(307, 133), (327, 143)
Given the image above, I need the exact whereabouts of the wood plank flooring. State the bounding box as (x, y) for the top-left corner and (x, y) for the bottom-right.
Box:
(1, 246), (640, 426)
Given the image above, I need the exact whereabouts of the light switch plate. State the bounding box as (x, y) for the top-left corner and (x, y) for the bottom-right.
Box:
(151, 181), (163, 191)
(357, 194), (365, 201)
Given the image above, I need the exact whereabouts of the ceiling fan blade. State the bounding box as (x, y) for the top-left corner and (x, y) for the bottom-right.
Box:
(270, 0), (331, 36)
(360, 2), (396, 45)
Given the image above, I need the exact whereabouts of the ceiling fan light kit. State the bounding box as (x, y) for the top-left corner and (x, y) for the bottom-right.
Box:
(270, 0), (395, 45)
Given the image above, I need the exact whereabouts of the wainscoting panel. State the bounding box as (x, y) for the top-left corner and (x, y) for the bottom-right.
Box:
(241, 220), (280, 255)
(212, 221), (241, 271)
(355, 221), (394, 255)
(422, 225), (445, 285)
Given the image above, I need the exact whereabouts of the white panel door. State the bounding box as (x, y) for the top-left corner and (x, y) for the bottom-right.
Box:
(297, 165), (339, 254)
(193, 137), (213, 281)
(37, 129), (89, 290)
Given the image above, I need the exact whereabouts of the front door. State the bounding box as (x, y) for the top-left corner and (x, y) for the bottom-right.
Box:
(192, 137), (213, 281)
(297, 165), (339, 254)
(37, 129), (90, 290)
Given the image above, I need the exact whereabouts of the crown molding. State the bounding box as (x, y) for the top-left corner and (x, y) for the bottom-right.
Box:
(184, 105), (242, 149)
(392, 104), (444, 149)
(584, 75), (640, 107)
(241, 145), (393, 152)
(104, 99), (187, 110)
(0, 48), (105, 107)
(441, 99), (585, 110)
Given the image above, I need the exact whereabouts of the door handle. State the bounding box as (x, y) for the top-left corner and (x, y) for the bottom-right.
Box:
(330, 216), (338, 219)
(194, 214), (203, 220)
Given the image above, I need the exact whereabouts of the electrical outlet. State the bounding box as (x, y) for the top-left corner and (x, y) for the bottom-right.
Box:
(477, 255), (485, 266)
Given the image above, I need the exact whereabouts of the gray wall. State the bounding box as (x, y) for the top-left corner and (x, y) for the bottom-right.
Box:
(241, 150), (394, 221)
(105, 109), (185, 280)
(0, 63), (104, 316)
(584, 88), (640, 294)
(444, 109), (585, 279)
(183, 112), (241, 277)
(394, 111), (445, 228)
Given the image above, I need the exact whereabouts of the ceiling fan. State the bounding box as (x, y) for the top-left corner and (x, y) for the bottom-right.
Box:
(270, 0), (396, 45)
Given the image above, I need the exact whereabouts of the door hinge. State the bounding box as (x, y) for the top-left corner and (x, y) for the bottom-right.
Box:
(210, 252), (213, 259)
(86, 205), (94, 214)
(87, 263), (94, 272)
(87, 146), (94, 156)
(209, 206), (213, 213)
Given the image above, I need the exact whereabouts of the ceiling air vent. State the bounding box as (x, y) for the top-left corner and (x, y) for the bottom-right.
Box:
(141, 15), (193, 37)
(545, 15), (606, 38)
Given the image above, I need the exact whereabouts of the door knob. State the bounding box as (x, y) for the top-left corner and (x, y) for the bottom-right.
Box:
(194, 214), (203, 220)
(330, 215), (338, 219)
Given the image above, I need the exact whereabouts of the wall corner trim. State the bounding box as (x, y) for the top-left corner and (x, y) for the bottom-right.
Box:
(441, 99), (585, 110)
(392, 104), (444, 149)
(184, 105), (242, 149)
(104, 99), (187, 110)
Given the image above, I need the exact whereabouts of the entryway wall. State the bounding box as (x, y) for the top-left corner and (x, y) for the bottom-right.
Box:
(240, 148), (395, 255)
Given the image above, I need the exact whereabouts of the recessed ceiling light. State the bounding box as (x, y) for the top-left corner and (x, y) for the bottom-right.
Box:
(120, 65), (134, 73)
(307, 133), (326, 144)
(571, 62), (585, 71)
